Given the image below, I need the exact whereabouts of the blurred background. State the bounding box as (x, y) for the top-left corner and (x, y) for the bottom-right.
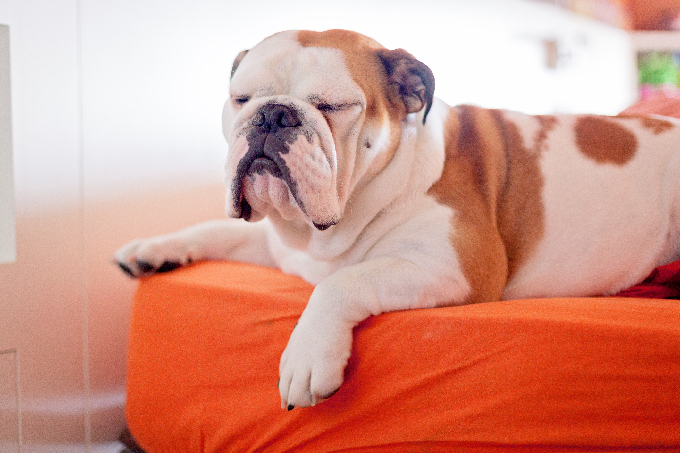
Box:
(1, 0), (678, 450)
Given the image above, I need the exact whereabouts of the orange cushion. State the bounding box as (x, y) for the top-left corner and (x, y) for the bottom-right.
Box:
(126, 261), (680, 452)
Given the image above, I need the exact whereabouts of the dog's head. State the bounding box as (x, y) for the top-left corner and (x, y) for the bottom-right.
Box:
(223, 29), (434, 231)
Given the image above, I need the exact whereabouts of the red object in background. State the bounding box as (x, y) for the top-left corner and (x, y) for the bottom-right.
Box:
(654, 9), (680, 30)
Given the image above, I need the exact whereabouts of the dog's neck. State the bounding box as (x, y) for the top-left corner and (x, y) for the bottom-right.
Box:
(264, 100), (449, 265)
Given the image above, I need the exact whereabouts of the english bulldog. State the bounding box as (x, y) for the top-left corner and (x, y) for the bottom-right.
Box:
(115, 29), (680, 410)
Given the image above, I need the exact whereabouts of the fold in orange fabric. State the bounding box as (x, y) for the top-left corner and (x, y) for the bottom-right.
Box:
(126, 261), (680, 453)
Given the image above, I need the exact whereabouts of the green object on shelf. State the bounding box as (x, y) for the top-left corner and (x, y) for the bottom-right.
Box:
(638, 52), (680, 87)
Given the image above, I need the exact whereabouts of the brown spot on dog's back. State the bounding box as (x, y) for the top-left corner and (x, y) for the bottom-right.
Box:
(641, 117), (674, 134)
(457, 106), (489, 197)
(493, 111), (547, 280)
(430, 107), (550, 303)
(535, 115), (558, 151)
(618, 114), (675, 135)
(574, 116), (637, 165)
(429, 106), (509, 304)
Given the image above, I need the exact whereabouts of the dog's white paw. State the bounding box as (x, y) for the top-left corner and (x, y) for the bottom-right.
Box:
(113, 235), (195, 278)
(279, 311), (353, 410)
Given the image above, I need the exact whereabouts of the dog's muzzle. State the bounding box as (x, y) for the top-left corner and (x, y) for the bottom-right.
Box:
(232, 103), (306, 221)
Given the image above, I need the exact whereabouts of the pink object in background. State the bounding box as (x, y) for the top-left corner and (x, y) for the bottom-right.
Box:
(620, 95), (680, 118)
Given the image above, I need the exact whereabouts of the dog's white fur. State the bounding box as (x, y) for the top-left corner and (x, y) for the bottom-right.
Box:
(116, 30), (680, 409)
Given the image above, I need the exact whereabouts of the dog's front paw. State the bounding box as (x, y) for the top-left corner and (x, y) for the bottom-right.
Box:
(279, 312), (353, 410)
(113, 236), (193, 278)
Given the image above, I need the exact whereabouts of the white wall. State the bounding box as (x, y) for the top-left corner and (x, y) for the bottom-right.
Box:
(0, 1), (87, 449)
(0, 0), (635, 448)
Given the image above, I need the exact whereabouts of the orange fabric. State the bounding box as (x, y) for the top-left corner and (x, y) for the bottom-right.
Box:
(126, 261), (680, 452)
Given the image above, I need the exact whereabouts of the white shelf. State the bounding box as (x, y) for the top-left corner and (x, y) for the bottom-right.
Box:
(0, 24), (16, 264)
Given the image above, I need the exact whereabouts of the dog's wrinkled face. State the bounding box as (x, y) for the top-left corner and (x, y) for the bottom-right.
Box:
(222, 30), (434, 231)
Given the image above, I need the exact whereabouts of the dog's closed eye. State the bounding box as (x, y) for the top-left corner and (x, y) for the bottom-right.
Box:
(316, 103), (337, 112)
(315, 102), (362, 114)
(231, 95), (251, 107)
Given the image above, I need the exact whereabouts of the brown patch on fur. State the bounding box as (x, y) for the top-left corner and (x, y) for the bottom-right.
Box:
(297, 30), (396, 123)
(456, 106), (488, 197)
(428, 106), (508, 304)
(430, 107), (549, 303)
(230, 50), (249, 80)
(641, 117), (674, 134)
(493, 111), (548, 280)
(297, 30), (434, 124)
(618, 114), (675, 135)
(535, 115), (558, 151)
(376, 48), (435, 123)
(296, 30), (409, 205)
(574, 116), (638, 165)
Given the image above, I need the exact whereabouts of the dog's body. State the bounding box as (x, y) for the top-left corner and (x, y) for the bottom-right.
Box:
(116, 30), (680, 409)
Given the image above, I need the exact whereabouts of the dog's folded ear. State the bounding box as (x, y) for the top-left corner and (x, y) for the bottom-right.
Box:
(231, 50), (249, 80)
(376, 48), (435, 124)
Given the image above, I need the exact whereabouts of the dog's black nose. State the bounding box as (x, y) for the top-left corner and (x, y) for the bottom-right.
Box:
(253, 104), (301, 131)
